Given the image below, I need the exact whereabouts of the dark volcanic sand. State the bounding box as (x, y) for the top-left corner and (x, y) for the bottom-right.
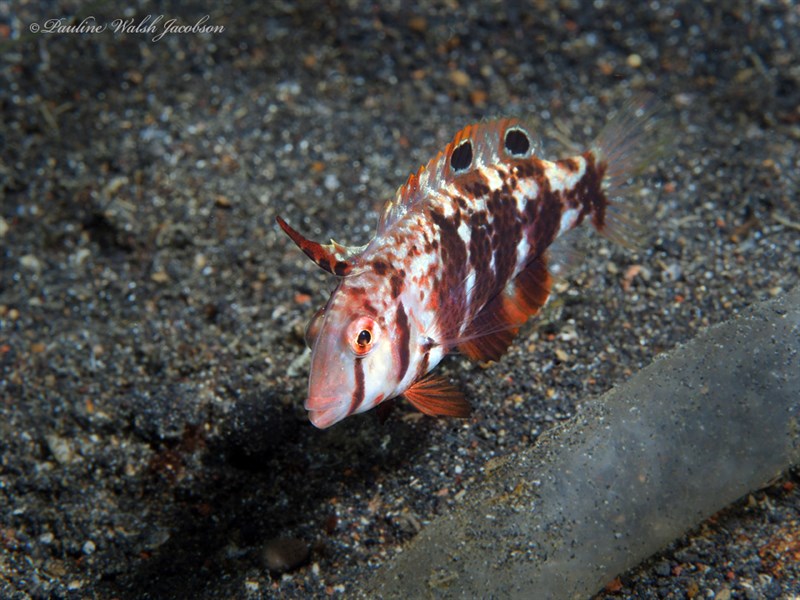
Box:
(1, 1), (799, 598)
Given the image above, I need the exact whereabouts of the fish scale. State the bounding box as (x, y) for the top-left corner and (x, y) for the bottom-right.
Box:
(278, 95), (666, 428)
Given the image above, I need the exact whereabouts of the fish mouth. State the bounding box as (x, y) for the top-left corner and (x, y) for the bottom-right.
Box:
(304, 395), (340, 411)
(305, 396), (350, 429)
(307, 406), (348, 429)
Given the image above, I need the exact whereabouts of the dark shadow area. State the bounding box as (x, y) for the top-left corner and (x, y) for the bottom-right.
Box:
(99, 386), (437, 599)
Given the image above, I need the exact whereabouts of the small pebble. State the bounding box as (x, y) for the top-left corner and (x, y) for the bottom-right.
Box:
(323, 173), (340, 191)
(449, 69), (471, 87)
(654, 560), (671, 576)
(627, 53), (642, 68)
(262, 537), (310, 573)
(663, 263), (682, 282)
(39, 532), (55, 545)
(407, 16), (427, 33)
(82, 540), (96, 555)
(69, 247), (91, 268)
(45, 434), (74, 465)
(20, 254), (42, 273)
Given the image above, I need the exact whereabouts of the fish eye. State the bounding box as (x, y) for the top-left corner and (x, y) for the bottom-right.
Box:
(504, 127), (531, 157)
(356, 329), (372, 348)
(347, 316), (377, 356)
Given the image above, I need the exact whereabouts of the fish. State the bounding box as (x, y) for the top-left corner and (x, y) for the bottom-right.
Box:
(278, 95), (666, 428)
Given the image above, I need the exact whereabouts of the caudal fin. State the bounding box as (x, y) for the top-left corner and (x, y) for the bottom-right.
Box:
(590, 94), (670, 247)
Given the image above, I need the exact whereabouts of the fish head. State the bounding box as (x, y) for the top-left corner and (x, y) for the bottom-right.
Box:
(303, 281), (404, 428)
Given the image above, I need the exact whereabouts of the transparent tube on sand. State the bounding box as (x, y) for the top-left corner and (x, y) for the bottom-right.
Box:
(366, 286), (800, 598)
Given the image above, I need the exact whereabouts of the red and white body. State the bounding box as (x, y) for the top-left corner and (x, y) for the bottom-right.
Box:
(278, 97), (665, 428)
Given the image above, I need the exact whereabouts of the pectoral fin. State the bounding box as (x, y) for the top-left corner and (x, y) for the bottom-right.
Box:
(403, 375), (472, 418)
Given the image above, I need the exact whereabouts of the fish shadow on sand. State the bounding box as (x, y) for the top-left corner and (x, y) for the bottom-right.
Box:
(102, 385), (438, 598)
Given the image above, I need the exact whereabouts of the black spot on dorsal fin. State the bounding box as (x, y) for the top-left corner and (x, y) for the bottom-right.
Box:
(504, 127), (531, 157)
(449, 139), (473, 172)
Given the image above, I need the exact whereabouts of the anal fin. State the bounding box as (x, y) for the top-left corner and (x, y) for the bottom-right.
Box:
(403, 375), (471, 418)
(457, 257), (553, 362)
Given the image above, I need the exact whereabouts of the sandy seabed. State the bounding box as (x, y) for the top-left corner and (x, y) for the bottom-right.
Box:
(2, 1), (799, 598)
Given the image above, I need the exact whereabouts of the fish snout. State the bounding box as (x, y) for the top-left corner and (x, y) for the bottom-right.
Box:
(304, 395), (341, 411)
(307, 407), (347, 429)
(304, 394), (351, 429)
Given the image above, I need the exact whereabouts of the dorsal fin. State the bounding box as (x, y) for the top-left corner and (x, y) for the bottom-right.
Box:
(378, 118), (538, 233)
(276, 216), (365, 277)
(457, 257), (553, 362)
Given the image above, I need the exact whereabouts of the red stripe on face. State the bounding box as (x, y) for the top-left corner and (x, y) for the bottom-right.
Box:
(348, 358), (365, 416)
(395, 302), (411, 384)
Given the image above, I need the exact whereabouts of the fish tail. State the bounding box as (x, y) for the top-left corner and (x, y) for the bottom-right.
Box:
(589, 93), (670, 248)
